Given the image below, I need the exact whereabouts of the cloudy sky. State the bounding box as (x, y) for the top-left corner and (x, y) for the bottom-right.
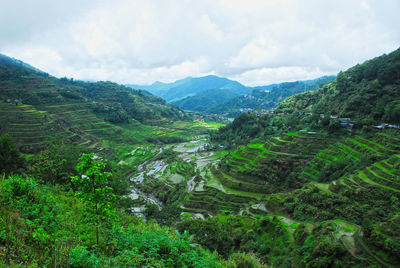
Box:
(1, 0), (399, 86)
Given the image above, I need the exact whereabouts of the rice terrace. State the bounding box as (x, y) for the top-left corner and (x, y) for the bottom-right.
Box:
(1, 1), (400, 267)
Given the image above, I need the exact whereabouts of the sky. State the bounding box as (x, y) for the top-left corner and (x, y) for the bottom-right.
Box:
(1, 0), (399, 86)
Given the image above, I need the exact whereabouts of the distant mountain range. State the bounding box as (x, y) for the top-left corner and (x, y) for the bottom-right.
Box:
(127, 75), (250, 103)
(127, 75), (336, 116)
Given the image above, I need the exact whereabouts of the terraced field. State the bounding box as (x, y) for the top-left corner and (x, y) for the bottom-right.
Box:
(331, 154), (400, 193)
(0, 100), (120, 152)
(130, 129), (400, 222)
(107, 125), (400, 266)
(39, 102), (126, 146)
(2, 99), (207, 155)
(178, 132), (337, 217)
(0, 102), (70, 152)
(182, 186), (256, 216)
(301, 132), (400, 183)
(182, 129), (400, 265)
(214, 132), (333, 193)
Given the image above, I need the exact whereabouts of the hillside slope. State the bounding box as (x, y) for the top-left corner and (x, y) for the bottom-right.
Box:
(277, 48), (400, 124)
(191, 48), (400, 266)
(207, 76), (335, 116)
(0, 54), (187, 153)
(0, 174), (234, 267)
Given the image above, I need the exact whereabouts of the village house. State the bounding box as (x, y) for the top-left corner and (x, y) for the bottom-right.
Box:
(374, 123), (400, 129)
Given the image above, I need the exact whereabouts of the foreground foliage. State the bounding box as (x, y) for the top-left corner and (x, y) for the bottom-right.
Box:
(0, 175), (228, 267)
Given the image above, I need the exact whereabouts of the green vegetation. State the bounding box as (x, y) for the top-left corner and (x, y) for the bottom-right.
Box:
(0, 175), (225, 267)
(208, 76), (335, 117)
(1, 48), (400, 266)
(0, 134), (25, 174)
(178, 215), (363, 267)
(0, 55), (195, 157)
(277, 48), (400, 125)
(172, 88), (240, 113)
(200, 47), (400, 266)
(31, 136), (86, 185)
(71, 153), (116, 247)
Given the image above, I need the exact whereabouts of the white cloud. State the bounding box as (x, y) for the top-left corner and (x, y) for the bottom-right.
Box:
(228, 36), (280, 69)
(0, 0), (399, 86)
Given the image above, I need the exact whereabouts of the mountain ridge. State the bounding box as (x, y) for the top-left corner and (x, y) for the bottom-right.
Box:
(127, 75), (249, 103)
(128, 75), (336, 115)
(277, 47), (400, 124)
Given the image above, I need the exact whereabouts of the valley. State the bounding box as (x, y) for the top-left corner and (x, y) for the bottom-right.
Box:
(0, 48), (399, 267)
(104, 122), (400, 266)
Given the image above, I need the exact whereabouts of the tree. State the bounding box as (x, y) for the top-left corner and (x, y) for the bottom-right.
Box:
(336, 71), (350, 92)
(71, 153), (116, 247)
(31, 136), (84, 185)
(0, 134), (25, 174)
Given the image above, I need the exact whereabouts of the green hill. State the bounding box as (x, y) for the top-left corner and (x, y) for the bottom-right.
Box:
(207, 76), (336, 117)
(0, 54), (193, 154)
(277, 47), (400, 125)
(198, 48), (400, 266)
(130, 75), (335, 116)
(171, 88), (239, 112)
(128, 75), (250, 103)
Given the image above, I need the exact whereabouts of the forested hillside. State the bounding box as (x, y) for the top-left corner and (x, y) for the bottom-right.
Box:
(277, 48), (400, 124)
(202, 48), (400, 266)
(207, 76), (335, 117)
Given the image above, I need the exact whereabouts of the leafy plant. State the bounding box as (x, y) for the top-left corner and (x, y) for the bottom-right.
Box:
(71, 153), (116, 247)
(0, 134), (25, 174)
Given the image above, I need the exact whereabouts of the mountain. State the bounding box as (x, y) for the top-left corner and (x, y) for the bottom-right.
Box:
(213, 48), (400, 146)
(0, 53), (45, 74)
(205, 48), (400, 266)
(127, 75), (250, 103)
(0, 54), (187, 153)
(170, 88), (240, 112)
(129, 75), (335, 115)
(277, 48), (400, 124)
(206, 76), (336, 116)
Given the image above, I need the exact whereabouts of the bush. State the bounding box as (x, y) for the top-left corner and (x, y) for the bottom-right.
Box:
(0, 134), (25, 174)
(69, 246), (102, 268)
(225, 252), (267, 268)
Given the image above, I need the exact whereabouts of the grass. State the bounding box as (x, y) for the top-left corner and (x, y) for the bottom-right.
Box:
(374, 162), (396, 176)
(247, 143), (273, 156)
(284, 132), (308, 138)
(358, 171), (400, 192)
(211, 150), (229, 159)
(231, 149), (257, 166)
(348, 138), (381, 154)
(313, 182), (333, 194)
